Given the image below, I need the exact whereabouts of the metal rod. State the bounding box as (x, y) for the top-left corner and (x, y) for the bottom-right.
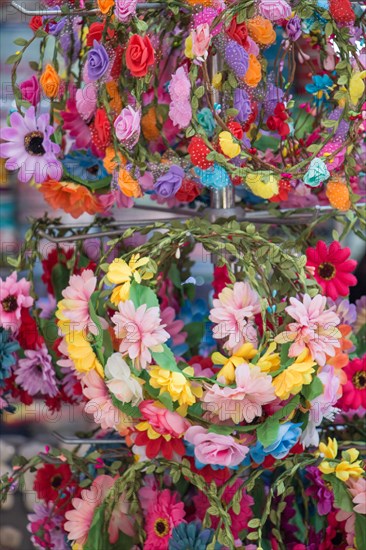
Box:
(52, 431), (128, 445)
(11, 1), (164, 16)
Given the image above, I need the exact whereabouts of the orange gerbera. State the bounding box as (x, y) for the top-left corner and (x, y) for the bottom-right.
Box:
(118, 168), (142, 198)
(39, 179), (103, 218)
(103, 146), (126, 174)
(326, 324), (354, 384)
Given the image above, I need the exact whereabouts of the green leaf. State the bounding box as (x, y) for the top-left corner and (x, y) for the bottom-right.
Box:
(195, 85), (205, 98)
(355, 513), (366, 550)
(208, 424), (234, 436)
(14, 37), (28, 46)
(129, 281), (159, 308)
(323, 474), (354, 512)
(159, 391), (174, 411)
(83, 504), (109, 550)
(51, 263), (70, 303)
(110, 394), (141, 418)
(6, 53), (21, 64)
(301, 377), (324, 401)
(325, 22), (333, 37)
(89, 293), (104, 350)
(151, 344), (181, 373)
(257, 416), (280, 447)
(29, 61), (39, 71)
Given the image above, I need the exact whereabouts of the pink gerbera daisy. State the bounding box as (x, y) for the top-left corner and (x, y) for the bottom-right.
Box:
(144, 489), (185, 550)
(0, 107), (62, 183)
(209, 281), (260, 352)
(275, 294), (341, 366)
(306, 241), (357, 300)
(112, 300), (169, 369)
(0, 272), (34, 333)
(338, 355), (366, 411)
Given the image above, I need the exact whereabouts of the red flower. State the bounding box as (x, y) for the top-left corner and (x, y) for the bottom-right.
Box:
(188, 136), (213, 169)
(34, 464), (73, 503)
(329, 0), (355, 25)
(29, 16), (43, 32)
(212, 265), (231, 298)
(90, 108), (111, 156)
(134, 428), (186, 459)
(17, 308), (44, 350)
(227, 121), (244, 140)
(5, 373), (33, 405)
(306, 240), (357, 300)
(227, 16), (249, 48)
(86, 22), (114, 47)
(175, 178), (201, 202)
(41, 247), (74, 296)
(266, 102), (290, 138)
(125, 35), (155, 77)
(338, 356), (366, 411)
(270, 178), (292, 202)
(110, 45), (124, 81)
(242, 102), (258, 132)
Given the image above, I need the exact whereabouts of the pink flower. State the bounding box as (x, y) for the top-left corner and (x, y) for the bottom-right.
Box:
(112, 300), (169, 369)
(191, 23), (211, 59)
(59, 269), (97, 331)
(348, 478), (366, 515)
(274, 294), (341, 366)
(160, 306), (187, 348)
(115, 0), (137, 22)
(168, 66), (192, 129)
(209, 282), (260, 352)
(139, 400), (190, 437)
(64, 475), (134, 546)
(76, 84), (97, 122)
(144, 490), (185, 550)
(0, 272), (33, 333)
(202, 363), (276, 423)
(184, 425), (249, 467)
(114, 105), (141, 148)
(259, 0), (292, 21)
(19, 75), (40, 106)
(322, 141), (346, 171)
(61, 98), (92, 150)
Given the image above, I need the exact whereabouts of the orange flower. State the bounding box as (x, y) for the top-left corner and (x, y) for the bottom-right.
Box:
(118, 168), (142, 198)
(326, 178), (351, 211)
(106, 80), (122, 114)
(244, 54), (262, 87)
(97, 0), (114, 14)
(141, 106), (161, 141)
(40, 64), (60, 99)
(103, 146), (126, 174)
(247, 16), (276, 46)
(326, 324), (354, 383)
(39, 179), (103, 218)
(186, 0), (212, 5)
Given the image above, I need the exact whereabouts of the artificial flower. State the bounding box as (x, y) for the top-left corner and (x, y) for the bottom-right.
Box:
(303, 158), (330, 187)
(114, 105), (141, 148)
(168, 67), (192, 129)
(34, 463), (73, 503)
(169, 521), (220, 550)
(243, 54), (262, 88)
(19, 75), (40, 106)
(149, 366), (202, 409)
(39, 64), (60, 98)
(105, 352), (143, 406)
(305, 75), (334, 106)
(326, 178), (351, 211)
(144, 490), (185, 550)
(118, 168), (142, 198)
(185, 425), (249, 468)
(90, 107), (111, 154)
(349, 70), (366, 106)
(15, 344), (58, 397)
(225, 39), (249, 78)
(154, 165), (185, 198)
(306, 241), (357, 300)
(272, 349), (316, 400)
(87, 40), (110, 81)
(126, 34), (155, 77)
(63, 331), (104, 377)
(212, 342), (258, 384)
(329, 0), (355, 25)
(245, 171), (279, 199)
(0, 329), (18, 386)
(191, 23), (211, 59)
(348, 477), (366, 515)
(338, 355), (366, 411)
(107, 254), (153, 304)
(259, 0), (291, 21)
(97, 0), (114, 14)
(274, 294), (341, 366)
(219, 131), (240, 158)
(247, 16), (276, 46)
(115, 0), (137, 22)
(250, 422), (302, 463)
(103, 146), (126, 174)
(61, 98), (92, 150)
(0, 272), (33, 333)
(195, 163), (231, 189)
(39, 179), (103, 218)
(306, 466), (334, 515)
(227, 16), (249, 48)
(28, 503), (68, 550)
(319, 437), (338, 459)
(256, 342), (281, 373)
(112, 300), (169, 369)
(197, 107), (216, 137)
(188, 136), (213, 169)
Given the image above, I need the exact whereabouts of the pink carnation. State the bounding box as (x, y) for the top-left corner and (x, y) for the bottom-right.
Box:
(209, 281), (260, 352)
(0, 272), (33, 333)
(184, 425), (249, 468)
(168, 66), (192, 129)
(202, 363), (276, 423)
(139, 400), (190, 437)
(275, 294), (341, 366)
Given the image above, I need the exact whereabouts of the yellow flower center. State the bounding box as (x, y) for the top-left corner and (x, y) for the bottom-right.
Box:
(353, 370), (366, 389)
(318, 262), (336, 281)
(154, 518), (169, 537)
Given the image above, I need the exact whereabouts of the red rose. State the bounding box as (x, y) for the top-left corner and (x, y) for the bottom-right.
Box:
(29, 16), (43, 32)
(175, 178), (201, 203)
(86, 22), (114, 47)
(188, 136), (213, 170)
(91, 108), (111, 156)
(125, 35), (155, 77)
(227, 17), (249, 48)
(227, 121), (244, 140)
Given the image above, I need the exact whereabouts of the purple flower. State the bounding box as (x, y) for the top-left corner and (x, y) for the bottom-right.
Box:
(225, 39), (248, 79)
(154, 165), (184, 198)
(328, 107), (350, 139)
(286, 16), (302, 41)
(234, 88), (251, 123)
(327, 297), (357, 326)
(47, 17), (66, 35)
(306, 466), (334, 515)
(264, 83), (284, 117)
(87, 40), (109, 81)
(15, 345), (57, 397)
(115, 0), (137, 22)
(60, 20), (81, 64)
(28, 503), (68, 550)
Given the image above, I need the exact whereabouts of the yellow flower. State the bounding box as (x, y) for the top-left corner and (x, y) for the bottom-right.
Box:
(318, 461), (336, 475)
(212, 343), (258, 384)
(149, 366), (202, 410)
(349, 70), (366, 105)
(272, 349), (316, 400)
(185, 35), (194, 59)
(335, 460), (364, 482)
(65, 331), (104, 378)
(219, 131), (241, 159)
(319, 437), (338, 459)
(257, 342), (280, 373)
(107, 255), (154, 305)
(212, 72), (222, 90)
(245, 171), (279, 199)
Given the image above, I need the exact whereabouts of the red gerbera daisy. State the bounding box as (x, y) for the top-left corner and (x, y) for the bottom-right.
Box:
(306, 240), (357, 300)
(338, 355), (366, 411)
(34, 463), (73, 503)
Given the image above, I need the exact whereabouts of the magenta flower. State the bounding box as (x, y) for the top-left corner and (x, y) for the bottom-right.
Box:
(0, 107), (62, 183)
(144, 490), (185, 550)
(19, 75), (40, 107)
(15, 344), (58, 396)
(0, 272), (34, 333)
(275, 294), (341, 366)
(306, 466), (334, 515)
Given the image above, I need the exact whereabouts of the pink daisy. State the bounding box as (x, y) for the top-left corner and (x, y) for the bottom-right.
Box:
(0, 272), (34, 333)
(275, 294), (341, 366)
(112, 300), (169, 369)
(59, 269), (101, 335)
(202, 363), (276, 424)
(348, 478), (366, 515)
(0, 107), (62, 183)
(209, 281), (260, 352)
(144, 489), (185, 550)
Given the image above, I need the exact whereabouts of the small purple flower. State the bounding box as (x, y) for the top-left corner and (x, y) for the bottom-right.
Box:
(87, 40), (109, 81)
(306, 466), (334, 516)
(154, 165), (184, 198)
(327, 297), (357, 325)
(286, 16), (302, 41)
(225, 39), (249, 79)
(15, 345), (58, 397)
(264, 83), (284, 117)
(234, 88), (251, 123)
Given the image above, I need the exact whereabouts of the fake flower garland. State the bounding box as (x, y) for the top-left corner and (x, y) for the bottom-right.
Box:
(1, 0), (365, 216)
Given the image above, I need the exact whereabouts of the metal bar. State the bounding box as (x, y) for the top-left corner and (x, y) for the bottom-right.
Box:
(11, 1), (164, 16)
(52, 431), (128, 445)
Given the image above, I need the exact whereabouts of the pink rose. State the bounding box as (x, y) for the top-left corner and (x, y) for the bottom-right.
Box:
(184, 426), (249, 468)
(139, 400), (190, 437)
(76, 83), (97, 122)
(113, 105), (141, 148)
(259, 0), (292, 21)
(191, 23), (211, 59)
(115, 0), (137, 22)
(19, 75), (40, 106)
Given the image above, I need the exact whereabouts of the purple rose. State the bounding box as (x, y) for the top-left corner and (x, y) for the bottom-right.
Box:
(154, 165), (184, 198)
(87, 40), (109, 81)
(115, 0), (137, 22)
(114, 105), (141, 148)
(47, 17), (65, 35)
(19, 75), (40, 107)
(263, 83), (284, 117)
(286, 16), (302, 41)
(225, 39), (248, 79)
(234, 88), (251, 123)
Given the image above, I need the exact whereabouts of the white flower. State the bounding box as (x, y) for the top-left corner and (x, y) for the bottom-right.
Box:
(105, 353), (143, 406)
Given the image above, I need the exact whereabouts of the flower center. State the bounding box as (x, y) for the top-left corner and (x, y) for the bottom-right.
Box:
(1, 295), (18, 312)
(318, 262), (336, 280)
(153, 518), (169, 537)
(51, 474), (62, 488)
(352, 370), (366, 389)
(24, 131), (46, 156)
(86, 164), (100, 175)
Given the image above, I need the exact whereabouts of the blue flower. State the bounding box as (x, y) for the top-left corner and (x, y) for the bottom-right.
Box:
(178, 299), (209, 324)
(303, 157), (330, 187)
(197, 108), (216, 138)
(169, 521), (222, 550)
(62, 150), (109, 183)
(250, 422), (302, 463)
(0, 329), (19, 387)
(305, 74), (334, 106)
(195, 164), (231, 189)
